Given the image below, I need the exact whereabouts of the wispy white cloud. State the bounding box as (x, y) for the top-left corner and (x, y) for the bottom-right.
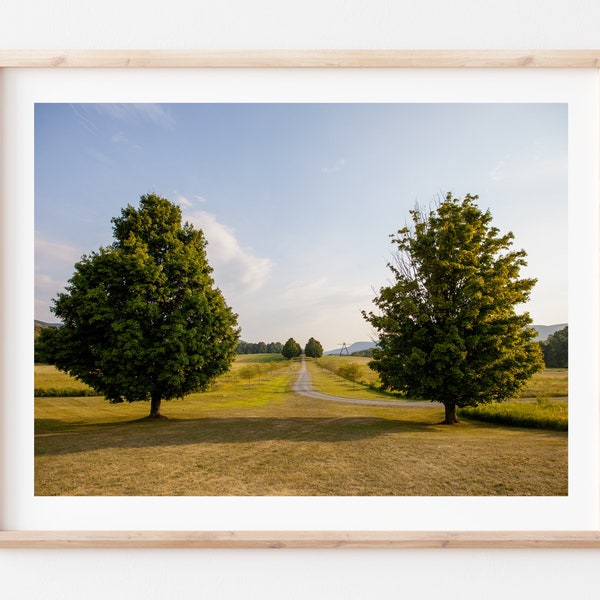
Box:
(85, 147), (114, 165)
(111, 131), (142, 151)
(92, 103), (175, 129)
(280, 276), (370, 306)
(174, 194), (206, 208)
(35, 272), (68, 304)
(176, 194), (193, 208)
(266, 276), (374, 349)
(180, 197), (274, 294)
(69, 104), (98, 134)
(321, 158), (346, 174)
(35, 235), (82, 266)
(35, 237), (81, 293)
(35, 236), (83, 321)
(488, 145), (567, 186)
(489, 160), (506, 182)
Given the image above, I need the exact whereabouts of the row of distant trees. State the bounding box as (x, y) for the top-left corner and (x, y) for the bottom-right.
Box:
(236, 341), (283, 354)
(236, 336), (325, 360)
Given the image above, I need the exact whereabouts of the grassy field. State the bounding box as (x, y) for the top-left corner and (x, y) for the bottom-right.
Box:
(35, 356), (567, 497)
(313, 356), (568, 400)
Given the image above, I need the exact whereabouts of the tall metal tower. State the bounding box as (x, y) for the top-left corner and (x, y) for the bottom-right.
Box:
(337, 342), (350, 356)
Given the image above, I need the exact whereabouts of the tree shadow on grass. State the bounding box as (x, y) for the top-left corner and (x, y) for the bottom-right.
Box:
(35, 415), (434, 456)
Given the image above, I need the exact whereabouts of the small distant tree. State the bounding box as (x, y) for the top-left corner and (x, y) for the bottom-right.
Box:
(239, 364), (259, 388)
(282, 337), (302, 360)
(50, 193), (240, 418)
(304, 337), (324, 358)
(337, 363), (362, 389)
(363, 193), (543, 424)
(540, 326), (568, 368)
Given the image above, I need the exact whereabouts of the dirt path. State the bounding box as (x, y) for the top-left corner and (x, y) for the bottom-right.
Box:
(293, 357), (440, 407)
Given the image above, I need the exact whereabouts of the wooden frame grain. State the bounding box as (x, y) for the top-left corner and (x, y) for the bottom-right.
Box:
(0, 49), (600, 68)
(1, 49), (598, 548)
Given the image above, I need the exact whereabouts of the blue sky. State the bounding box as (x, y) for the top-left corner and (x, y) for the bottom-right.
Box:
(35, 102), (567, 350)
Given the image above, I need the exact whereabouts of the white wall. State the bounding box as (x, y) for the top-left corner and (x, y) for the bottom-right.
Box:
(1, 1), (599, 598)
(1, 0), (600, 50)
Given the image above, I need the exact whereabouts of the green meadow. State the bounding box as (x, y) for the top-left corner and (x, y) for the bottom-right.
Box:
(34, 356), (567, 496)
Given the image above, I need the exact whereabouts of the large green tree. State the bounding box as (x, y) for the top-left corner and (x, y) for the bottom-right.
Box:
(304, 337), (324, 358)
(51, 193), (240, 418)
(281, 337), (302, 360)
(363, 193), (543, 424)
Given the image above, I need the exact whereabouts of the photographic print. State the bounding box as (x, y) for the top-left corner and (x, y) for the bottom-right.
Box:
(34, 101), (568, 497)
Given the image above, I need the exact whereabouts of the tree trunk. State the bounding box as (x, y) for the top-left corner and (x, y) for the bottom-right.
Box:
(442, 402), (460, 425)
(149, 392), (162, 418)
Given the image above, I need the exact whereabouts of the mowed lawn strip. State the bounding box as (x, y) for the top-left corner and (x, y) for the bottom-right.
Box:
(35, 359), (567, 497)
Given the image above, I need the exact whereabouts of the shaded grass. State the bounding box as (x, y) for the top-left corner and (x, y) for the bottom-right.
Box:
(459, 399), (568, 431)
(35, 362), (567, 496)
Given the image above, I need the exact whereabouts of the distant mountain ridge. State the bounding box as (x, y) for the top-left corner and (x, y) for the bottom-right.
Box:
(324, 324), (567, 355)
(35, 320), (61, 329)
(532, 323), (567, 341)
(324, 341), (377, 356)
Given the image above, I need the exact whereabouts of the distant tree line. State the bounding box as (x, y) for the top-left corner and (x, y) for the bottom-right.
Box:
(539, 326), (568, 368)
(236, 340), (283, 354)
(351, 348), (374, 358)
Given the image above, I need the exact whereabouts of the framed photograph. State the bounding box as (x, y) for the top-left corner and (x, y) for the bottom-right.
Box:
(1, 50), (599, 548)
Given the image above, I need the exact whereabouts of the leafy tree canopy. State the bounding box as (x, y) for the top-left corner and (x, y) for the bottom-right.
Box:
(282, 337), (302, 360)
(363, 193), (543, 424)
(304, 337), (324, 358)
(51, 193), (240, 417)
(337, 362), (362, 389)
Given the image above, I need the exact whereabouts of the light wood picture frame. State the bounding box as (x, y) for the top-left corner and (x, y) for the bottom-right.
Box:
(1, 49), (599, 548)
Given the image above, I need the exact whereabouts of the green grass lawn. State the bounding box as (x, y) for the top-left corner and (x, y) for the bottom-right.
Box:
(34, 356), (567, 497)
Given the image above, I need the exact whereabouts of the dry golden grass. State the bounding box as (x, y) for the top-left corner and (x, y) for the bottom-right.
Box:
(521, 368), (568, 398)
(35, 360), (567, 497)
